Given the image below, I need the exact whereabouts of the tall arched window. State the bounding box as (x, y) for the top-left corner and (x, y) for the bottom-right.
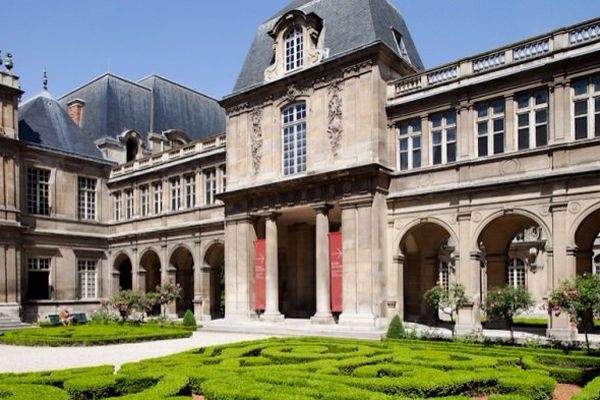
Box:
(126, 138), (138, 162)
(507, 257), (526, 288)
(284, 27), (303, 72)
(438, 260), (449, 292)
(282, 102), (307, 176)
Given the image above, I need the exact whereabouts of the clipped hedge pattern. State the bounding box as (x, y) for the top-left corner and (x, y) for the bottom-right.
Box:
(0, 324), (192, 346)
(1, 337), (599, 399)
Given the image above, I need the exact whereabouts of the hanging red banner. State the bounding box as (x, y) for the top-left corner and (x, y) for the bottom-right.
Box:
(329, 232), (343, 313)
(253, 239), (266, 311)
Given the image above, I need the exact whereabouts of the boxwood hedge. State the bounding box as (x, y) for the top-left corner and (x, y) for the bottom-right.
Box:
(0, 337), (598, 399)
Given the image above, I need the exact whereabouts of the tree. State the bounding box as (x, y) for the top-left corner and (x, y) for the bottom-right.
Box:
(386, 315), (405, 339)
(139, 291), (161, 318)
(484, 286), (534, 343)
(424, 282), (470, 335)
(156, 281), (182, 319)
(182, 310), (197, 329)
(548, 274), (600, 351)
(108, 290), (142, 322)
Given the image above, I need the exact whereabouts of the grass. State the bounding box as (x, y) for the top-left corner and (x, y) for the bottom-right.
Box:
(0, 322), (194, 346)
(1, 337), (600, 399)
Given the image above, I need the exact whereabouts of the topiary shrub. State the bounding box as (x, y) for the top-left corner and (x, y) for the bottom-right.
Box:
(386, 315), (405, 339)
(182, 310), (197, 329)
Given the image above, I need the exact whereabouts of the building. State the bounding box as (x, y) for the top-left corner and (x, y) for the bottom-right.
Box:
(1, 0), (600, 340)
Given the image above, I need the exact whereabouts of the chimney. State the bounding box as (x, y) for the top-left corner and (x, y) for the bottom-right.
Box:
(67, 98), (85, 127)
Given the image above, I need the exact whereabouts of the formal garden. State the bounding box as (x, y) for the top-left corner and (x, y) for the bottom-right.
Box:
(0, 282), (197, 346)
(1, 336), (600, 400)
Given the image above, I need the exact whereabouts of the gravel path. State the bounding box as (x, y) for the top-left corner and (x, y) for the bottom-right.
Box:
(0, 331), (271, 373)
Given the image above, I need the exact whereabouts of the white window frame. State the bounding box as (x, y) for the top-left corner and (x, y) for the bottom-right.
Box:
(284, 27), (303, 72)
(438, 260), (450, 292)
(397, 119), (421, 171)
(572, 75), (600, 140)
(124, 190), (133, 220)
(594, 254), (600, 276)
(507, 257), (526, 289)
(140, 185), (149, 217)
(430, 111), (457, 165)
(170, 178), (181, 211)
(114, 192), (122, 222)
(27, 167), (50, 215)
(184, 175), (195, 209)
(77, 177), (96, 220)
(204, 169), (217, 206)
(515, 89), (549, 150)
(219, 165), (227, 194)
(77, 259), (97, 299)
(475, 99), (505, 157)
(282, 102), (307, 176)
(27, 257), (51, 300)
(153, 182), (162, 215)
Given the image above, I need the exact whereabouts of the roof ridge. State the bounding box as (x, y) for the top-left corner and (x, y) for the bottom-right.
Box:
(58, 72), (151, 101)
(137, 74), (221, 102)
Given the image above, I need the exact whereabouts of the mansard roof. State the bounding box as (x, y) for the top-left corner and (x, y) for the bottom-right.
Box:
(19, 91), (106, 161)
(232, 0), (424, 94)
(58, 73), (226, 144)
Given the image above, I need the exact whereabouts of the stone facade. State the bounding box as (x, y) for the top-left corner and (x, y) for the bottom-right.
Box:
(0, 1), (600, 341)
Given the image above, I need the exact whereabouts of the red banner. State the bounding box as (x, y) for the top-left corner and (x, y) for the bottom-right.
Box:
(329, 232), (343, 313)
(253, 239), (266, 311)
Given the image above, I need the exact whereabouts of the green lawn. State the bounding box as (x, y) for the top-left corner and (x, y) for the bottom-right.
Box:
(0, 323), (193, 347)
(1, 337), (600, 399)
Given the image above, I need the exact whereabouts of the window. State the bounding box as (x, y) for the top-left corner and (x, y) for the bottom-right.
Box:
(153, 182), (162, 215)
(140, 185), (149, 217)
(430, 111), (457, 165)
(516, 89), (548, 150)
(204, 169), (217, 205)
(27, 168), (50, 215)
(475, 99), (505, 156)
(507, 258), (526, 289)
(284, 27), (303, 72)
(438, 261), (449, 292)
(125, 190), (133, 220)
(397, 119), (421, 171)
(184, 175), (195, 209)
(114, 192), (122, 221)
(170, 178), (181, 211)
(77, 177), (96, 220)
(27, 258), (50, 300)
(77, 260), (97, 299)
(282, 102), (307, 175)
(594, 254), (600, 276)
(572, 75), (600, 140)
(220, 165), (227, 193)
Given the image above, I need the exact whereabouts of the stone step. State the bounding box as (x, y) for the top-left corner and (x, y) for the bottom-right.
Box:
(0, 322), (30, 332)
(200, 320), (384, 341)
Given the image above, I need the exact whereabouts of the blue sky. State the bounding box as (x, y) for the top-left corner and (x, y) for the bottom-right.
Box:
(3, 1), (600, 101)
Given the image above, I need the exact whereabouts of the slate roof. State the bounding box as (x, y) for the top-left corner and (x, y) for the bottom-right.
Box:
(232, 0), (423, 94)
(19, 91), (107, 162)
(18, 73), (226, 161)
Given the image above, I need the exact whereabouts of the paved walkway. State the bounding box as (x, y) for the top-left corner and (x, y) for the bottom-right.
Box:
(0, 331), (271, 373)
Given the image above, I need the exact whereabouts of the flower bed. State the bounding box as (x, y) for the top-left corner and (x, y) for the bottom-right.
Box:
(1, 337), (599, 399)
(0, 323), (193, 347)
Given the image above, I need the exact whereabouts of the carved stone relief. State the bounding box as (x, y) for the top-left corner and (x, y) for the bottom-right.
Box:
(250, 107), (263, 175)
(327, 80), (343, 157)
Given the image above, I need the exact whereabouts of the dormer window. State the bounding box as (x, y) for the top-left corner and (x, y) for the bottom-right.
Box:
(285, 27), (304, 72)
(393, 29), (411, 64)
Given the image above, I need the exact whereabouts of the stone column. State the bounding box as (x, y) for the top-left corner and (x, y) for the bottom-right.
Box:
(311, 204), (334, 324)
(392, 255), (405, 320)
(548, 201), (578, 340)
(262, 212), (284, 322)
(454, 211), (482, 335)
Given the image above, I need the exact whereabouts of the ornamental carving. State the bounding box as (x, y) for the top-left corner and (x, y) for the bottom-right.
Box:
(285, 85), (302, 103)
(327, 80), (343, 157)
(250, 107), (263, 175)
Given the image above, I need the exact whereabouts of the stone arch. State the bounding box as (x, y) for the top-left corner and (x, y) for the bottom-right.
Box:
(571, 202), (600, 275)
(203, 240), (225, 319)
(398, 219), (457, 323)
(169, 245), (194, 317)
(113, 251), (133, 291)
(395, 216), (459, 255)
(476, 209), (549, 310)
(139, 248), (161, 291)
